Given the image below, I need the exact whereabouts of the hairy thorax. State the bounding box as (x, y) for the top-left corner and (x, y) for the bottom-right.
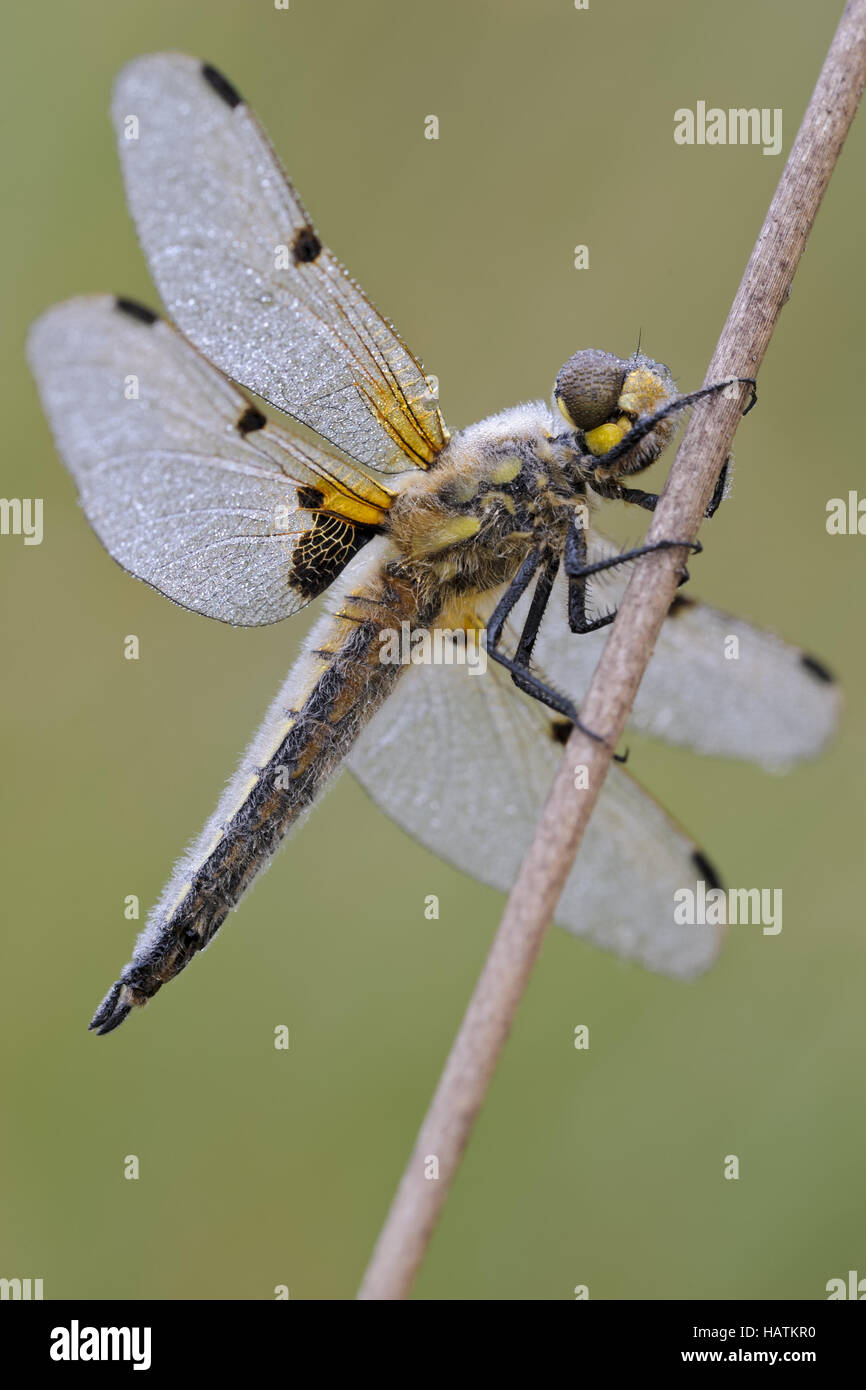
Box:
(384, 401), (576, 610)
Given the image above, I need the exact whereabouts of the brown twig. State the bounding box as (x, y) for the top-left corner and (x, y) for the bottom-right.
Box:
(357, 0), (866, 1301)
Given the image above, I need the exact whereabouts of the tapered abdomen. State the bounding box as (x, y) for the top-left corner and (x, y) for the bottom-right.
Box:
(90, 553), (428, 1034)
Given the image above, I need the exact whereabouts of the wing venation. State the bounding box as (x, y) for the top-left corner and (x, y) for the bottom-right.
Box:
(348, 653), (723, 979)
(112, 53), (447, 473)
(28, 296), (393, 625)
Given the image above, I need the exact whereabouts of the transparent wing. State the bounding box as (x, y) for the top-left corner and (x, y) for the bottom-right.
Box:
(112, 53), (447, 473)
(525, 529), (841, 771)
(27, 296), (393, 626)
(348, 654), (722, 980)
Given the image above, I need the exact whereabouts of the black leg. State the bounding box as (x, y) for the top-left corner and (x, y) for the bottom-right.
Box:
(486, 644), (580, 724)
(616, 485), (658, 513)
(587, 376), (757, 475)
(486, 548), (546, 649)
(588, 479), (660, 512)
(486, 549), (577, 720)
(565, 514), (618, 635)
(485, 546), (626, 757)
(565, 531), (701, 584)
(565, 524), (700, 634)
(705, 457), (730, 519)
(487, 639), (627, 757)
(513, 551), (560, 668)
(591, 457), (732, 521)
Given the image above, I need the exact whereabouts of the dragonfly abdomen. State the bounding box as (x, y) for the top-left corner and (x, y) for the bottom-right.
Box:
(89, 555), (430, 1034)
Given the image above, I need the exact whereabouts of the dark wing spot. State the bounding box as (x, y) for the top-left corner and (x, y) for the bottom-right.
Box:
(292, 226), (322, 264)
(691, 849), (723, 892)
(667, 593), (695, 618)
(201, 62), (243, 109)
(800, 653), (835, 683)
(550, 719), (573, 744)
(237, 405), (266, 435)
(289, 516), (375, 601)
(297, 485), (325, 510)
(114, 297), (158, 325)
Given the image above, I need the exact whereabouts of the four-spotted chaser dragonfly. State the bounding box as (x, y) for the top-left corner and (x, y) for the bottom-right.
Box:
(28, 55), (839, 1035)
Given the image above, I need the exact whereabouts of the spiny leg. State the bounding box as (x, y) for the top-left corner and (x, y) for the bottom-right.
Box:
(565, 514), (617, 635)
(513, 551), (560, 668)
(486, 550), (575, 717)
(485, 548), (625, 756)
(566, 536), (702, 582)
(705, 457), (731, 519)
(592, 482), (660, 514)
(565, 514), (701, 636)
(587, 377), (756, 476)
(486, 547), (546, 649)
(591, 456), (731, 520)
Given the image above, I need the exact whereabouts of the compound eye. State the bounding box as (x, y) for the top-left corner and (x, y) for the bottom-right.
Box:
(554, 350), (627, 432)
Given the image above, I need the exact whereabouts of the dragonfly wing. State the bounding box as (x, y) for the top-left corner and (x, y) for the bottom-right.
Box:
(348, 652), (722, 979)
(27, 296), (393, 625)
(112, 53), (447, 472)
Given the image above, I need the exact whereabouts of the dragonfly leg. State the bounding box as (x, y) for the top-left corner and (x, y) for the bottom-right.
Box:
(586, 376), (757, 476)
(565, 514), (701, 636)
(486, 546), (625, 758)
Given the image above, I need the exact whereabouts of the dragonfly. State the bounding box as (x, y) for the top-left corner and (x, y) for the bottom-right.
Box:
(28, 54), (839, 1035)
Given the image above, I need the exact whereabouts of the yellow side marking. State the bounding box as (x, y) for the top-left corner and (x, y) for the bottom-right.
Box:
(449, 476), (479, 503)
(489, 456), (521, 484)
(422, 515), (481, 553)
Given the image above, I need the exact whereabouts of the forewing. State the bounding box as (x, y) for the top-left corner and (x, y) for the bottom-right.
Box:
(527, 529), (840, 770)
(27, 296), (393, 625)
(112, 53), (447, 472)
(348, 655), (721, 979)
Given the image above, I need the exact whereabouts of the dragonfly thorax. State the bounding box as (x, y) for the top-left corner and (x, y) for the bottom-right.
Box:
(385, 400), (577, 597)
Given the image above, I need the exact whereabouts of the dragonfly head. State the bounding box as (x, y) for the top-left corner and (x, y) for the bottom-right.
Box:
(553, 349), (679, 481)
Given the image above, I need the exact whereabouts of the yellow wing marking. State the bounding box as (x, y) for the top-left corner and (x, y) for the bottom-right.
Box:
(265, 425), (396, 528)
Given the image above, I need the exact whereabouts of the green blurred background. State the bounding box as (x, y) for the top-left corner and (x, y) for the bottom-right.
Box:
(2, 0), (864, 1301)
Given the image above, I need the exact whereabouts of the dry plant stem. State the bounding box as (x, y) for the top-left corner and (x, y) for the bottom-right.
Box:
(357, 0), (866, 1302)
